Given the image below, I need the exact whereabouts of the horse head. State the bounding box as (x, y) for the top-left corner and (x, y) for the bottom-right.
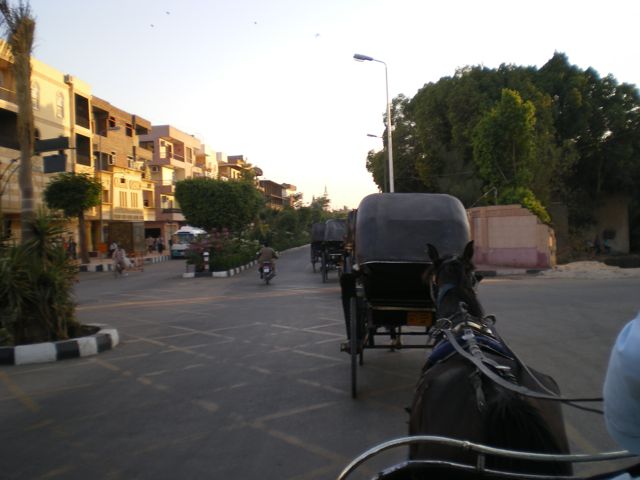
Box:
(425, 241), (483, 320)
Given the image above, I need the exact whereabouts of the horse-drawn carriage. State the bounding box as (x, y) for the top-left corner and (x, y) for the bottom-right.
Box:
(340, 193), (470, 398)
(337, 194), (640, 478)
(319, 218), (347, 283)
(310, 222), (326, 273)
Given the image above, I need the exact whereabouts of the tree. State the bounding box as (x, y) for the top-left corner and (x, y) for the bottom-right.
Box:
(43, 173), (101, 264)
(0, 0), (36, 244)
(472, 89), (537, 188)
(175, 177), (263, 233)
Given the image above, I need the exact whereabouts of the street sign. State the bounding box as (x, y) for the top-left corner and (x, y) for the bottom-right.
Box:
(34, 136), (69, 154)
(43, 154), (67, 173)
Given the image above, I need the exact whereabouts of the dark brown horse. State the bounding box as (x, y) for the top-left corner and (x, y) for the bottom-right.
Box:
(408, 241), (572, 478)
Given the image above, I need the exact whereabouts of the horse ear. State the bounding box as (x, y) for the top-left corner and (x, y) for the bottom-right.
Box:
(462, 241), (474, 263)
(426, 243), (439, 263)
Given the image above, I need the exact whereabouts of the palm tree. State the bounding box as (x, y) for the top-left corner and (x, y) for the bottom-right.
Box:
(0, 1), (36, 244)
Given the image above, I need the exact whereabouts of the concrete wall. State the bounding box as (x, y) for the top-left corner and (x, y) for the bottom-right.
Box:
(468, 205), (556, 268)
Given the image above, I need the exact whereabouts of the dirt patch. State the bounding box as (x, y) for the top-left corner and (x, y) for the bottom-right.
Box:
(541, 261), (640, 279)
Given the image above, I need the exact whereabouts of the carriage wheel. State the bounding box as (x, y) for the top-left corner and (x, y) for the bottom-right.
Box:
(349, 296), (359, 398)
(321, 251), (328, 283)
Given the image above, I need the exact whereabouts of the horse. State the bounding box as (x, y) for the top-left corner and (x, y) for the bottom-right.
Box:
(408, 241), (572, 478)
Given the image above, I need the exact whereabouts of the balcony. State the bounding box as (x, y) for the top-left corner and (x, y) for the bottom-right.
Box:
(158, 208), (184, 222)
(158, 184), (175, 195)
(0, 86), (16, 104)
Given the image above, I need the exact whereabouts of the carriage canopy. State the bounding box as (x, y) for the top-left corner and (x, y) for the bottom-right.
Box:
(311, 222), (326, 243)
(324, 219), (347, 243)
(355, 193), (470, 265)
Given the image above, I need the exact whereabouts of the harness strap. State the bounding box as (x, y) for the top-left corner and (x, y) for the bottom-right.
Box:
(443, 329), (603, 403)
(436, 283), (457, 308)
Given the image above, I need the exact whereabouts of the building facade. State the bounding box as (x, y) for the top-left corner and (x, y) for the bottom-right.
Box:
(139, 125), (206, 242)
(1, 44), (306, 252)
(89, 96), (152, 254)
(1, 43), (90, 243)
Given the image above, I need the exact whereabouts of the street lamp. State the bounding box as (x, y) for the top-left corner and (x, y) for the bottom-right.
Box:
(366, 133), (388, 193)
(354, 53), (394, 192)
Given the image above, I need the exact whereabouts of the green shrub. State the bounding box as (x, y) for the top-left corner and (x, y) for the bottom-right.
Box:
(0, 212), (79, 345)
(500, 186), (551, 224)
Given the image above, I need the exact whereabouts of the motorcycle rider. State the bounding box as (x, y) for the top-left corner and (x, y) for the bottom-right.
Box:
(257, 242), (278, 278)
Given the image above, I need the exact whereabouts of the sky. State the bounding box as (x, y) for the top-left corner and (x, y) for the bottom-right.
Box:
(24, 0), (640, 209)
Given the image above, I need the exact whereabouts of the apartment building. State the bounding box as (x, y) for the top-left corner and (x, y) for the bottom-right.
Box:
(1, 43), (306, 251)
(0, 43), (89, 242)
(219, 154), (254, 180)
(139, 125), (205, 241)
(282, 183), (302, 207)
(197, 143), (219, 179)
(90, 96), (152, 253)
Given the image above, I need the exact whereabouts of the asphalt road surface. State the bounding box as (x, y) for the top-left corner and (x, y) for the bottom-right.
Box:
(1, 245), (639, 479)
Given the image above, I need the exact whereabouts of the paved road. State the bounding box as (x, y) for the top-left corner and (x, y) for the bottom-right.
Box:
(1, 246), (639, 479)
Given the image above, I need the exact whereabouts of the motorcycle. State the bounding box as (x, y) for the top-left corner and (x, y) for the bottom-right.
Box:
(260, 261), (275, 285)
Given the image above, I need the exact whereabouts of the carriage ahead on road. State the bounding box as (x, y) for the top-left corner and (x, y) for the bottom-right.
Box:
(319, 218), (347, 283)
(340, 193), (471, 398)
(310, 222), (326, 272)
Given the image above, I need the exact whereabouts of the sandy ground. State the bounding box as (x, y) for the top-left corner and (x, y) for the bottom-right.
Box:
(541, 260), (640, 279)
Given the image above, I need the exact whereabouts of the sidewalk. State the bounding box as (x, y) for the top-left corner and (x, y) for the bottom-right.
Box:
(77, 252), (171, 272)
(475, 264), (545, 277)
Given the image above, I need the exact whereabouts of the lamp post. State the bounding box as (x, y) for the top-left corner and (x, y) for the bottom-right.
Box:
(367, 133), (388, 193)
(354, 53), (394, 192)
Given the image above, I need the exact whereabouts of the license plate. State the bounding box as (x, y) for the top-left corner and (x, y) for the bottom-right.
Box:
(263, 266), (270, 273)
(407, 311), (432, 327)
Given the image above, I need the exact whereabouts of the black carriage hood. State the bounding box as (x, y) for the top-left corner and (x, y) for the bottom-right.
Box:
(311, 222), (326, 242)
(324, 219), (347, 242)
(355, 193), (470, 264)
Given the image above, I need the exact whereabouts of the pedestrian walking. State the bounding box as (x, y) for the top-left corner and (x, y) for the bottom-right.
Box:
(67, 237), (77, 260)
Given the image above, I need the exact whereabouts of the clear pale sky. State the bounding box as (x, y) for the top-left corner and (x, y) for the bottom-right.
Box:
(26, 0), (640, 209)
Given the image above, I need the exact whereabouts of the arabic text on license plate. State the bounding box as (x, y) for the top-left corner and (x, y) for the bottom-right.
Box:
(407, 311), (432, 327)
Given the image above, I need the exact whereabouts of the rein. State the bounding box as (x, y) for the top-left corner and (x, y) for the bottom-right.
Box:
(429, 265), (604, 412)
(440, 327), (603, 406)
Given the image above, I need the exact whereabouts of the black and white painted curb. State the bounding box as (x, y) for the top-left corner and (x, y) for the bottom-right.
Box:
(0, 325), (119, 366)
(183, 260), (258, 278)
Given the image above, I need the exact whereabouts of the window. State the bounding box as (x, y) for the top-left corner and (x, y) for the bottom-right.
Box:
(125, 123), (133, 137)
(127, 156), (134, 169)
(102, 189), (110, 203)
(108, 116), (116, 128)
(131, 192), (138, 208)
(119, 191), (127, 207)
(56, 92), (64, 118)
(31, 82), (40, 110)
